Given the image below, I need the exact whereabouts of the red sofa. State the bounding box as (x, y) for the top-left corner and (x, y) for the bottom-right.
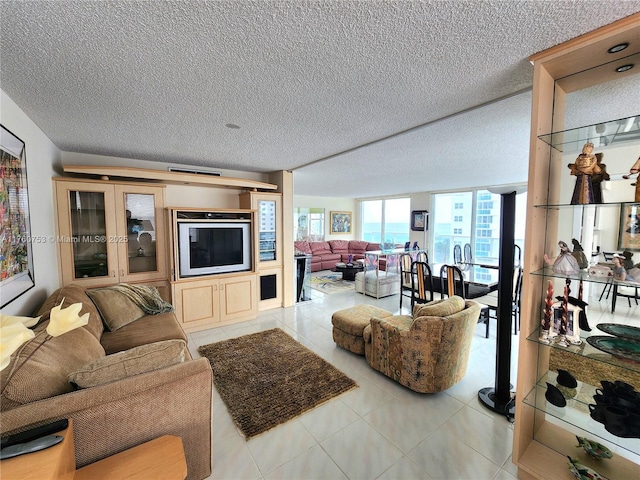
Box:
(294, 240), (383, 272)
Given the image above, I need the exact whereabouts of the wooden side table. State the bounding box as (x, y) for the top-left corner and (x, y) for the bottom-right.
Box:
(0, 419), (187, 480)
(74, 435), (187, 480)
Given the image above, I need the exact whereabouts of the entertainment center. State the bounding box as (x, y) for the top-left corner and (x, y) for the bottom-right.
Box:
(169, 207), (259, 332)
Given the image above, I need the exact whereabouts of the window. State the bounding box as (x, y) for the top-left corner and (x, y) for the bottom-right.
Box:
(294, 207), (324, 241)
(432, 189), (527, 264)
(360, 198), (410, 245)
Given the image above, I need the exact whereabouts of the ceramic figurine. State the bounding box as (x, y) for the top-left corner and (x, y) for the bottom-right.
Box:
(612, 254), (640, 283)
(568, 142), (601, 205)
(544, 241), (581, 276)
(590, 153), (610, 204)
(622, 155), (640, 202)
(570, 239), (589, 269)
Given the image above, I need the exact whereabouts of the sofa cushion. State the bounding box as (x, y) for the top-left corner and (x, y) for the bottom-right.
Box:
(69, 339), (187, 388)
(348, 241), (369, 255)
(86, 287), (146, 332)
(294, 241), (312, 254)
(328, 240), (349, 254)
(412, 296), (465, 318)
(0, 325), (105, 409)
(366, 243), (382, 251)
(35, 284), (104, 340)
(309, 241), (332, 255)
(100, 312), (188, 355)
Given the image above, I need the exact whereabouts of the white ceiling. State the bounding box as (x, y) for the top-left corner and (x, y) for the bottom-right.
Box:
(1, 1), (639, 198)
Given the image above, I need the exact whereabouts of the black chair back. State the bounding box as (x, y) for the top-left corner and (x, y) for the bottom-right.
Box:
(453, 245), (462, 264)
(440, 264), (466, 298)
(463, 243), (472, 263)
(411, 261), (434, 307)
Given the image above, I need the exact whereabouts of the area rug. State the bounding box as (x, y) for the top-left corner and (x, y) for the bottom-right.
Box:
(198, 328), (357, 439)
(309, 272), (355, 294)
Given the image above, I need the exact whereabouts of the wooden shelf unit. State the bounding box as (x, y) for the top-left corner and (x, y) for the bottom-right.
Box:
(514, 13), (640, 479)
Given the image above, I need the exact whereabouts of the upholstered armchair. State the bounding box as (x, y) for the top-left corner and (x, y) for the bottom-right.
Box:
(363, 296), (481, 393)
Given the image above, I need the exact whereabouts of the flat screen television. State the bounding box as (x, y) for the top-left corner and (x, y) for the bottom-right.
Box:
(178, 221), (251, 277)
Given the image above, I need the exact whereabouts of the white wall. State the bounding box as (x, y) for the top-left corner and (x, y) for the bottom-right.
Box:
(0, 89), (61, 315)
(294, 195), (357, 240)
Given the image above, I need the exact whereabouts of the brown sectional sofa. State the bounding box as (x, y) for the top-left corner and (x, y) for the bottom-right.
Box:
(0, 284), (212, 480)
(294, 240), (382, 272)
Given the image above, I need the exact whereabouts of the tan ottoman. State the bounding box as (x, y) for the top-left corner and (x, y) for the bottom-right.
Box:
(331, 305), (393, 355)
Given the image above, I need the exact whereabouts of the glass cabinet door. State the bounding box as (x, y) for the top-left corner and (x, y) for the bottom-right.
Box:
(69, 190), (110, 279)
(124, 193), (158, 274)
(258, 199), (277, 262)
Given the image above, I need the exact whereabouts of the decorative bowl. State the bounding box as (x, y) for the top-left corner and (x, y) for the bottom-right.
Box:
(575, 436), (613, 460)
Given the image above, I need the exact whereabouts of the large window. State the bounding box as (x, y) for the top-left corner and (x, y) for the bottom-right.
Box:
(360, 198), (410, 245)
(431, 189), (526, 264)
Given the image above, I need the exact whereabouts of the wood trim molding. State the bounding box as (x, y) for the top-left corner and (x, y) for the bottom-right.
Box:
(63, 165), (278, 191)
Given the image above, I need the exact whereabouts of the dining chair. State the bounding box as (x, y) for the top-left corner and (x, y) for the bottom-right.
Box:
(415, 251), (428, 264)
(463, 243), (472, 264)
(514, 244), (522, 267)
(410, 261), (434, 308)
(439, 264), (490, 338)
(453, 244), (462, 264)
(399, 253), (414, 308)
(475, 266), (523, 334)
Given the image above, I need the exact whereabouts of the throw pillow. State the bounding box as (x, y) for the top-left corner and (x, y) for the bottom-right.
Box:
(1, 326), (105, 410)
(412, 296), (465, 318)
(68, 339), (187, 388)
(86, 288), (145, 331)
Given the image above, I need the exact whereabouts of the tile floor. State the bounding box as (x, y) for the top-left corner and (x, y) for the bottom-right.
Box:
(185, 276), (638, 480)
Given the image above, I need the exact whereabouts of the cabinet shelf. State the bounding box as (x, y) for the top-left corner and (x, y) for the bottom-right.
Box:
(527, 328), (640, 375)
(538, 115), (640, 153)
(530, 266), (640, 288)
(523, 371), (639, 456)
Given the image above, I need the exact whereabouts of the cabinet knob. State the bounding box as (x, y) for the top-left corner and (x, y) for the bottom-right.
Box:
(111, 270), (116, 277)
(120, 269), (125, 277)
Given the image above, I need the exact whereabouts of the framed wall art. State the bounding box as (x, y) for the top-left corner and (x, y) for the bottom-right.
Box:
(0, 125), (35, 307)
(618, 203), (640, 251)
(411, 210), (429, 231)
(330, 211), (352, 234)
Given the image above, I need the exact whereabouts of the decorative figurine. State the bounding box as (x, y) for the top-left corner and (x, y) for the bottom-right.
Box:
(612, 254), (640, 283)
(622, 251), (635, 271)
(568, 142), (601, 205)
(622, 155), (640, 202)
(570, 239), (589, 269)
(540, 280), (553, 344)
(544, 241), (581, 276)
(590, 153), (610, 204)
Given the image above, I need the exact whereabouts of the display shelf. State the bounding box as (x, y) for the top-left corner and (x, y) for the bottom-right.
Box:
(538, 115), (640, 153)
(527, 327), (640, 374)
(533, 201), (639, 209)
(523, 372), (639, 456)
(529, 266), (640, 288)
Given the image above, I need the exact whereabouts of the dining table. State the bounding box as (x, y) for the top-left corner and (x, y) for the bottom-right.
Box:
(431, 263), (500, 298)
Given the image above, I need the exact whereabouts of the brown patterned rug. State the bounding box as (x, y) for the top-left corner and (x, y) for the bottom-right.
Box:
(198, 328), (357, 439)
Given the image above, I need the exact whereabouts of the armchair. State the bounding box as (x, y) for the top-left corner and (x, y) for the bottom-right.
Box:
(363, 296), (481, 393)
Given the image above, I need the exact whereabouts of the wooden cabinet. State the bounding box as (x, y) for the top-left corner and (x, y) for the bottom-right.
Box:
(514, 15), (640, 480)
(240, 191), (283, 310)
(53, 178), (168, 288)
(172, 274), (257, 332)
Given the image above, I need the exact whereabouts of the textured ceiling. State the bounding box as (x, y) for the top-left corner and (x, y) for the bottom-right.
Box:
(1, 1), (639, 197)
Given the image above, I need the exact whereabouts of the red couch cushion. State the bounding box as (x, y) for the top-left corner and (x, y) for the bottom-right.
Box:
(348, 241), (369, 254)
(309, 241), (332, 255)
(294, 241), (312, 254)
(328, 240), (349, 254)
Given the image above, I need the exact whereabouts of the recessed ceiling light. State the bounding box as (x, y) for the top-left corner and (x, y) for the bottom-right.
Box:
(608, 43), (629, 53)
(225, 123), (241, 129)
(615, 64), (634, 73)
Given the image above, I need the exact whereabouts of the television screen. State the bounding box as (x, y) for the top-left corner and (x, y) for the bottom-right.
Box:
(178, 221), (251, 277)
(188, 227), (243, 268)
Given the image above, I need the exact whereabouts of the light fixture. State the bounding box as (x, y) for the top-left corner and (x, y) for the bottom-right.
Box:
(225, 123), (241, 129)
(622, 116), (636, 133)
(615, 64), (634, 73)
(608, 43), (629, 53)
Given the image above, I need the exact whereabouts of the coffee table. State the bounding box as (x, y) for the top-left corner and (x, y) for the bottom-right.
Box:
(332, 262), (364, 281)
